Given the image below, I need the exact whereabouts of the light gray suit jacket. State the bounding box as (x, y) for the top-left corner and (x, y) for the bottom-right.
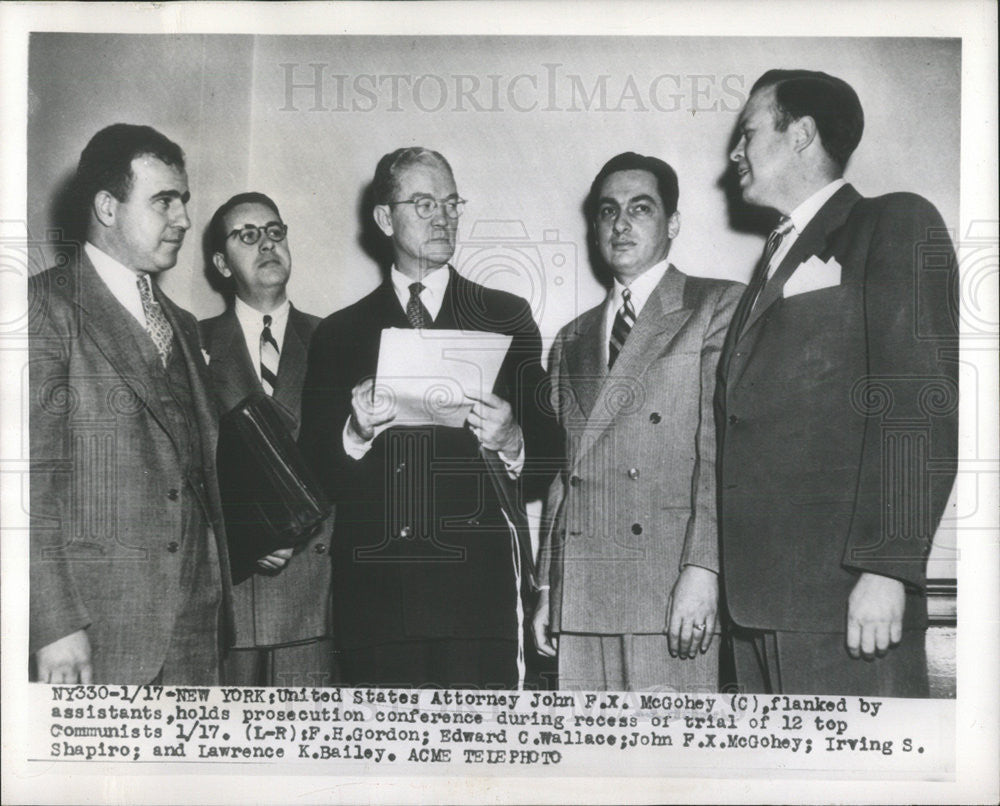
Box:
(29, 253), (232, 683)
(199, 304), (333, 648)
(539, 265), (742, 635)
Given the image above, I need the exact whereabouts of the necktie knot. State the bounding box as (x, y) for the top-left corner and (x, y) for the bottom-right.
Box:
(263, 314), (272, 329)
(409, 282), (425, 297)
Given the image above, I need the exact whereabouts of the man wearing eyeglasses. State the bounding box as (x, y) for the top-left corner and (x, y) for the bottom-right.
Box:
(199, 192), (336, 687)
(300, 147), (561, 689)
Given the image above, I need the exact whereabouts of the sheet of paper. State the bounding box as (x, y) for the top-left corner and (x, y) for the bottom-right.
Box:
(373, 328), (513, 434)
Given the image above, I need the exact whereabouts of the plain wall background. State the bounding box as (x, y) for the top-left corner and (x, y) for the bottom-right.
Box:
(27, 33), (961, 571)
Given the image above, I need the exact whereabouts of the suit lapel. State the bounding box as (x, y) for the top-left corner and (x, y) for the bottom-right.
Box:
(573, 267), (692, 469)
(75, 256), (177, 447)
(740, 184), (861, 337)
(208, 307), (261, 411)
(274, 306), (309, 421)
(564, 305), (606, 419)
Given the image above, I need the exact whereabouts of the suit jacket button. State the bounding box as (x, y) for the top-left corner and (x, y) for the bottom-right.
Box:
(649, 412), (661, 424)
(313, 543), (327, 554)
(167, 541), (179, 553)
(728, 414), (739, 425)
(631, 523), (642, 535)
(395, 461), (406, 473)
(398, 526), (412, 539)
(167, 488), (179, 501)
(569, 474), (581, 487)
(627, 467), (640, 480)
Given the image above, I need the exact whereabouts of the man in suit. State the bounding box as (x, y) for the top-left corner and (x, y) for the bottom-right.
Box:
(300, 147), (560, 689)
(531, 152), (743, 691)
(29, 124), (232, 684)
(717, 70), (958, 696)
(200, 192), (336, 687)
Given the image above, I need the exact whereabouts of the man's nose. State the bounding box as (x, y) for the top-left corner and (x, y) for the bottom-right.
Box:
(612, 212), (631, 234)
(729, 137), (745, 162)
(172, 202), (191, 231)
(259, 233), (276, 250)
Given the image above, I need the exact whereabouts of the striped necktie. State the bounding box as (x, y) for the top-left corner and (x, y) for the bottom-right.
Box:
(406, 281), (431, 329)
(260, 314), (279, 395)
(608, 287), (636, 369)
(136, 273), (173, 367)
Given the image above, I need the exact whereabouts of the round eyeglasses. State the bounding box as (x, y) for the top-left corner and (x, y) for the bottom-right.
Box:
(227, 223), (288, 246)
(387, 196), (466, 219)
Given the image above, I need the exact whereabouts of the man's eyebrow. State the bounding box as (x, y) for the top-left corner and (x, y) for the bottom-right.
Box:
(235, 219), (282, 229)
(152, 189), (190, 203)
(627, 194), (659, 206)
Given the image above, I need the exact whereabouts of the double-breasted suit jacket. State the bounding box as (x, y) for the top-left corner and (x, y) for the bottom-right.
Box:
(716, 184), (958, 637)
(299, 267), (561, 653)
(29, 253), (232, 683)
(540, 266), (743, 635)
(199, 305), (334, 649)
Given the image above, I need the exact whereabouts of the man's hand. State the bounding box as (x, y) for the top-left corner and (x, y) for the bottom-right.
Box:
(846, 572), (905, 659)
(465, 392), (522, 455)
(257, 547), (294, 571)
(348, 377), (396, 442)
(531, 589), (558, 657)
(36, 629), (92, 683)
(666, 566), (718, 659)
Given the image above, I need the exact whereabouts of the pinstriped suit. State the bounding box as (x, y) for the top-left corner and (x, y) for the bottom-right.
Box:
(539, 265), (742, 690)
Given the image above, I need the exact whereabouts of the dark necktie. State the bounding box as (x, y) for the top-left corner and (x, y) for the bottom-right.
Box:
(608, 287), (636, 369)
(136, 273), (173, 367)
(260, 314), (280, 395)
(406, 281), (431, 329)
(738, 217), (794, 335)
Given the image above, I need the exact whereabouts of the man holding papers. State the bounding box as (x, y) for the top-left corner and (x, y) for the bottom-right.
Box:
(300, 147), (560, 689)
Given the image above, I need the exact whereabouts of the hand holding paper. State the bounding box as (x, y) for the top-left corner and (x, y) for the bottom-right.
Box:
(466, 391), (522, 455)
(349, 376), (397, 441)
(373, 328), (513, 436)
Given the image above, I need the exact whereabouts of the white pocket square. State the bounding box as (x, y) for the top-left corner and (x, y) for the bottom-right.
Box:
(201, 348), (211, 366)
(783, 255), (842, 298)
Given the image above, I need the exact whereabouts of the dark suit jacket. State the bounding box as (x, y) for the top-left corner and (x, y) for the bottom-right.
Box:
(199, 304), (334, 649)
(540, 266), (742, 635)
(29, 253), (232, 683)
(300, 267), (561, 651)
(716, 184), (958, 634)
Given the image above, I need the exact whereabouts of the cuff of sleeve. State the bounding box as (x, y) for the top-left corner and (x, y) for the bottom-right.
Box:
(498, 434), (525, 479)
(342, 417), (374, 460)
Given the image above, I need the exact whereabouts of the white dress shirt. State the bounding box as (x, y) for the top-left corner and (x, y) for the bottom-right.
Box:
(343, 264), (524, 476)
(766, 178), (847, 277)
(85, 242), (149, 327)
(233, 296), (290, 383)
(602, 258), (671, 365)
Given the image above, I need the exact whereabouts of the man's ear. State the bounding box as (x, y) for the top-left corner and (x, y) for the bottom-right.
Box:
(92, 190), (117, 228)
(212, 252), (232, 278)
(373, 204), (394, 238)
(792, 115), (819, 153)
(667, 210), (681, 240)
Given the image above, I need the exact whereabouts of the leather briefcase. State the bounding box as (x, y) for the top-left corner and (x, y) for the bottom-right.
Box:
(217, 392), (332, 584)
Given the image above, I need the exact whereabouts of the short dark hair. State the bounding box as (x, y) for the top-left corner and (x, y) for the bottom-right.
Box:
(585, 152), (679, 222)
(208, 192), (283, 257)
(371, 147), (453, 206)
(751, 69), (864, 169)
(76, 124), (185, 208)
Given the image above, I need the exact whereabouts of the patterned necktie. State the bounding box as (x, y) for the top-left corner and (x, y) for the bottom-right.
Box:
(260, 314), (280, 395)
(136, 274), (173, 367)
(740, 217), (794, 333)
(406, 281), (431, 329)
(608, 286), (636, 369)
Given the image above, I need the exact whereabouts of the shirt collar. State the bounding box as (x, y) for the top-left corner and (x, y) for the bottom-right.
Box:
(233, 295), (291, 349)
(787, 178), (847, 235)
(85, 241), (147, 325)
(390, 263), (451, 321)
(610, 258), (671, 317)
